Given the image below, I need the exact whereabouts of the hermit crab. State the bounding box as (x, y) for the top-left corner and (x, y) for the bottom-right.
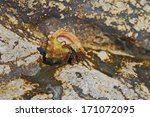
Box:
(37, 28), (92, 67)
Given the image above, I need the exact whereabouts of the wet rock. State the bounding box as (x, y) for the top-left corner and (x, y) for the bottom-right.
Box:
(21, 63), (41, 76)
(136, 64), (150, 89)
(46, 84), (63, 100)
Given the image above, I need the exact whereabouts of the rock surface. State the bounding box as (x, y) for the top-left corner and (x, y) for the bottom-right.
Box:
(55, 65), (150, 100)
(2, 0), (149, 50)
(0, 0), (150, 100)
(0, 78), (35, 99)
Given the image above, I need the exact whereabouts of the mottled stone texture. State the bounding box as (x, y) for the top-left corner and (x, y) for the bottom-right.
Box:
(0, 0), (150, 100)
(2, 0), (149, 50)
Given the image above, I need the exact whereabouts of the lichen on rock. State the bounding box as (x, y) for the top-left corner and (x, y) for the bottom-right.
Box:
(0, 0), (149, 100)
(55, 65), (149, 99)
(0, 78), (36, 99)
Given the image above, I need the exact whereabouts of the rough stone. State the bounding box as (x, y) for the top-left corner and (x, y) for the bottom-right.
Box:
(31, 94), (53, 100)
(55, 65), (147, 99)
(1, 0), (149, 50)
(0, 78), (35, 99)
(0, 0), (149, 100)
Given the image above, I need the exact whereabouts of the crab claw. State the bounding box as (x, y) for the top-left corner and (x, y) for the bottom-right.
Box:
(37, 37), (48, 55)
(37, 47), (46, 56)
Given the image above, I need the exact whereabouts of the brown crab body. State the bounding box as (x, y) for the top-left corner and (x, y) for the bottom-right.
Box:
(39, 29), (86, 65)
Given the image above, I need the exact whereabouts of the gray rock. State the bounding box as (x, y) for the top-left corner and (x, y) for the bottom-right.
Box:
(46, 84), (63, 100)
(0, 78), (35, 100)
(0, 24), (41, 80)
(55, 65), (147, 100)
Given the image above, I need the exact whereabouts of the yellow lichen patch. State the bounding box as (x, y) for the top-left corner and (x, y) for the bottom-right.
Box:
(134, 15), (150, 32)
(56, 3), (66, 11)
(28, 0), (38, 9)
(66, 0), (70, 3)
(23, 23), (44, 44)
(61, 82), (83, 100)
(117, 62), (143, 78)
(5, 14), (18, 25)
(40, 0), (47, 4)
(86, 0), (150, 40)
(58, 0), (70, 2)
(85, 13), (97, 19)
(102, 3), (111, 12)
(33, 29), (45, 39)
(48, 1), (66, 12)
(104, 13), (133, 33)
(114, 2), (128, 14)
(31, 93), (53, 100)
(142, 60), (150, 67)
(0, 65), (11, 76)
(0, 78), (37, 99)
(140, 83), (149, 93)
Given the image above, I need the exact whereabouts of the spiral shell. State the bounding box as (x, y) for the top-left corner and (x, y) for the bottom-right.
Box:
(39, 28), (85, 64)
